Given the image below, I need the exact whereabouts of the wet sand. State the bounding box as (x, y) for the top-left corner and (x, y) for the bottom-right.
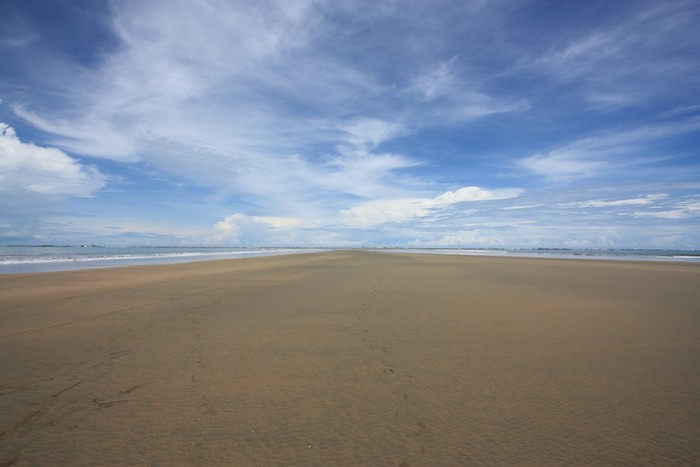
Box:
(1, 250), (699, 465)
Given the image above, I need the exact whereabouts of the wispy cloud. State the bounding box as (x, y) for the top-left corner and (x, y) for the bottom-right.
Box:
(0, 10), (40, 48)
(12, 106), (138, 161)
(8, 1), (447, 216)
(409, 58), (458, 102)
(527, 1), (700, 109)
(5, 0), (532, 237)
(408, 231), (509, 248)
(340, 118), (406, 149)
(340, 186), (522, 228)
(208, 185), (524, 244)
(557, 194), (668, 208)
(2, 0), (699, 248)
(42, 215), (207, 243)
(630, 199), (700, 220)
(535, 31), (623, 77)
(519, 118), (700, 180)
(663, 103), (700, 117)
(407, 57), (528, 123)
(1, 33), (39, 48)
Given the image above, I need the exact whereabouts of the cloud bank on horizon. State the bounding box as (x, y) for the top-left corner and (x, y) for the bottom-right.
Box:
(1, 0), (699, 248)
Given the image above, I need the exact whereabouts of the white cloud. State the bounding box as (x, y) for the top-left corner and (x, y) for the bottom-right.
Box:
(558, 194), (668, 208)
(43, 216), (207, 242)
(631, 210), (687, 220)
(1, 32), (39, 48)
(12, 0), (325, 164)
(432, 186), (520, 205)
(663, 103), (700, 117)
(341, 186), (522, 227)
(340, 118), (405, 148)
(12, 105), (139, 162)
(536, 31), (622, 76)
(408, 231), (507, 247)
(501, 204), (540, 210)
(407, 57), (528, 123)
(7, 0), (530, 235)
(530, 2), (700, 101)
(0, 13), (40, 48)
(410, 58), (457, 102)
(212, 213), (301, 245)
(341, 198), (427, 228)
(519, 118), (700, 180)
(0, 123), (105, 197)
(630, 199), (700, 220)
(5, 1), (697, 249)
(586, 92), (643, 110)
(519, 149), (608, 180)
(678, 200), (700, 212)
(9, 1), (434, 215)
(323, 151), (420, 199)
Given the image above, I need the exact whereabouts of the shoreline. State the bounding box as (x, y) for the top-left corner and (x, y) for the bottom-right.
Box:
(2, 246), (699, 276)
(0, 247), (330, 276)
(2, 251), (699, 464)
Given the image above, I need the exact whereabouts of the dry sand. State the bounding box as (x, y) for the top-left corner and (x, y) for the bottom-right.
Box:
(1, 250), (699, 465)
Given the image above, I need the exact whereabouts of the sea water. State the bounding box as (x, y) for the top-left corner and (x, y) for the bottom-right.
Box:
(1, 245), (698, 275)
(377, 248), (700, 263)
(0, 245), (327, 275)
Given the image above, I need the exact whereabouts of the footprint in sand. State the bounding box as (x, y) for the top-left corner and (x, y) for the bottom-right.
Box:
(403, 393), (417, 406)
(119, 384), (141, 395)
(202, 400), (217, 416)
(96, 400), (127, 409)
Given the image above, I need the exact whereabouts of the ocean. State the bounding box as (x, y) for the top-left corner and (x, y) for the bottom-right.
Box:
(379, 248), (700, 263)
(0, 245), (698, 275)
(0, 245), (328, 275)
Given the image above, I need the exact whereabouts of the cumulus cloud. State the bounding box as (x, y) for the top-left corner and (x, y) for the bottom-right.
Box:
(341, 186), (522, 227)
(213, 213), (301, 245)
(4, 1), (697, 248)
(0, 123), (105, 198)
(431, 186), (520, 204)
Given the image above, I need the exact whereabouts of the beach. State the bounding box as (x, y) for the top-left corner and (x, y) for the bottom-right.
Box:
(1, 250), (699, 465)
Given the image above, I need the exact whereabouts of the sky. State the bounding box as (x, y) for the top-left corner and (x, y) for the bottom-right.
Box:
(1, 0), (699, 248)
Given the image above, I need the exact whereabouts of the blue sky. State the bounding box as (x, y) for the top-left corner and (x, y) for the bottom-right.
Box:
(1, 0), (699, 248)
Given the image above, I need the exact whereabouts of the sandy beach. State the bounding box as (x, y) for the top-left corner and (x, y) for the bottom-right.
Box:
(1, 250), (699, 465)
